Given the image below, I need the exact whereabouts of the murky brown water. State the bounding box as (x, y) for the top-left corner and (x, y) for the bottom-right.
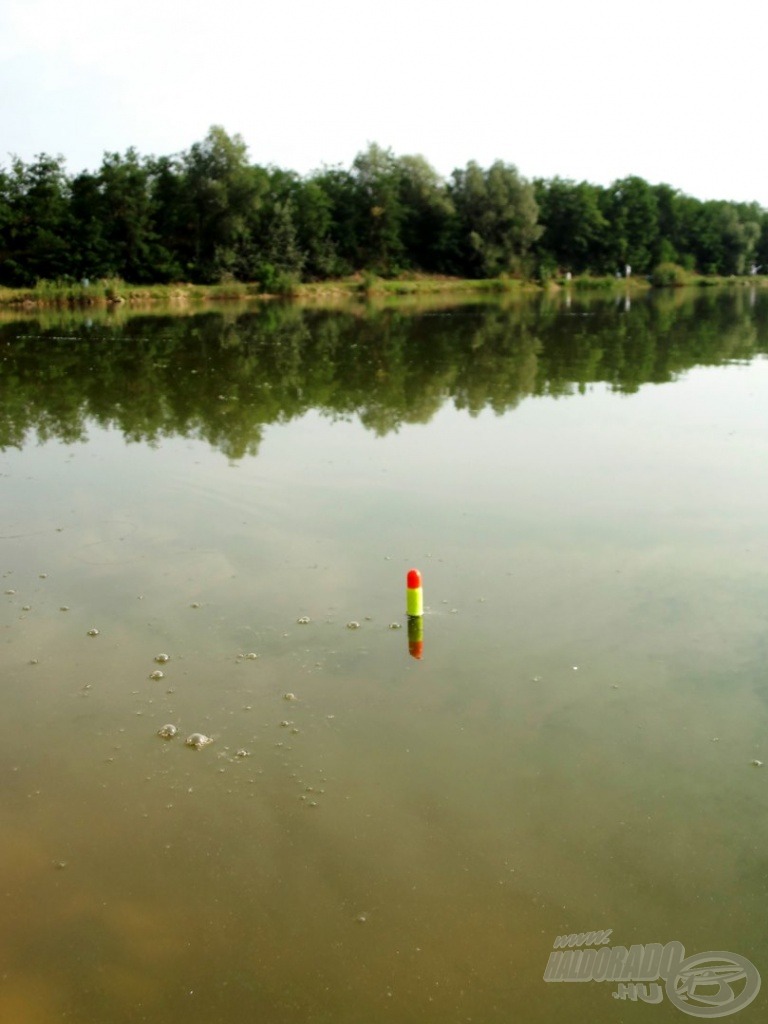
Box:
(2, 290), (768, 1022)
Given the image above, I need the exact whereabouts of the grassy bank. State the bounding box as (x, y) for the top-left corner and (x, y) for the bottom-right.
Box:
(1, 271), (766, 311)
(0, 277), (264, 309)
(566, 267), (768, 290)
(0, 273), (540, 309)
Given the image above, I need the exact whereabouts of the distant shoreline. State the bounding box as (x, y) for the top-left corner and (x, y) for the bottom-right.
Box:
(1, 272), (765, 311)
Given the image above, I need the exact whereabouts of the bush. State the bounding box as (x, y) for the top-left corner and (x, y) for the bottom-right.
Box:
(272, 271), (301, 297)
(255, 263), (302, 296)
(358, 271), (383, 295)
(103, 277), (126, 302)
(572, 274), (616, 290)
(650, 263), (688, 287)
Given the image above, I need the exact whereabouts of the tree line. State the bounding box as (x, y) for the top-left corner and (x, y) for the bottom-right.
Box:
(1, 126), (766, 289)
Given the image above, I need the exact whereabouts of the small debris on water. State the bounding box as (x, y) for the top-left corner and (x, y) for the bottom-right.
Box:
(185, 733), (213, 749)
(22, 605), (31, 611)
(154, 653), (170, 664)
(388, 622), (402, 630)
(190, 602), (201, 609)
(149, 670), (164, 680)
(245, 652), (259, 660)
(87, 628), (99, 637)
(280, 720), (292, 727)
(283, 693), (297, 701)
(234, 749), (250, 759)
(60, 606), (69, 612)
(751, 759), (764, 767)
(157, 724), (178, 739)
(297, 617), (310, 625)
(39, 574), (48, 579)
(4, 589), (16, 595)
(346, 621), (360, 630)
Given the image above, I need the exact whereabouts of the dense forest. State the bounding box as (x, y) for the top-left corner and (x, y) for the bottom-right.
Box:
(1, 126), (766, 289)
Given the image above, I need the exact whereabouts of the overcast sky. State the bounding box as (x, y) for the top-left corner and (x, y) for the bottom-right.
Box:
(1, 0), (765, 206)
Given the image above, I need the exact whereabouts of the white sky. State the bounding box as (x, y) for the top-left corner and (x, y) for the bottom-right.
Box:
(1, 0), (766, 206)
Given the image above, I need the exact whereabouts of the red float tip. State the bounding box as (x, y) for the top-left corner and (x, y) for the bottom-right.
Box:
(409, 641), (424, 660)
(407, 569), (422, 589)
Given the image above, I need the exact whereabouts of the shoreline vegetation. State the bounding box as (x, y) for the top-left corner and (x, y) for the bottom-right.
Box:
(2, 127), (767, 302)
(1, 270), (766, 311)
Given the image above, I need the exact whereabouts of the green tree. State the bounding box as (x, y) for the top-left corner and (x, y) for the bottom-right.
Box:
(396, 154), (457, 273)
(533, 177), (609, 274)
(754, 210), (768, 274)
(180, 126), (264, 281)
(306, 165), (357, 274)
(144, 155), (187, 280)
(687, 201), (761, 275)
(601, 176), (660, 274)
(95, 149), (158, 282)
(1, 154), (72, 285)
(255, 199), (306, 289)
(292, 178), (341, 279)
(349, 143), (406, 273)
(451, 160), (541, 277)
(723, 203), (761, 275)
(69, 170), (110, 278)
(0, 166), (16, 279)
(651, 183), (686, 267)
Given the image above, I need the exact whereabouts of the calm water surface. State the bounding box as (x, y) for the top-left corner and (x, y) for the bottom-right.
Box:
(1, 291), (768, 1023)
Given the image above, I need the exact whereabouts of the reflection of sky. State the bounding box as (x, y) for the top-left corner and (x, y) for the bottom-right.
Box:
(6, 358), (768, 560)
(261, 360), (768, 536)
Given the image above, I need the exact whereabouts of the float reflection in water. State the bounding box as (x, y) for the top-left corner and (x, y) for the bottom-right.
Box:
(406, 569), (424, 659)
(407, 614), (424, 660)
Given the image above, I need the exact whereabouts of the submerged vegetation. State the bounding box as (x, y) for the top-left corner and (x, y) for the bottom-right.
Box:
(1, 126), (766, 299)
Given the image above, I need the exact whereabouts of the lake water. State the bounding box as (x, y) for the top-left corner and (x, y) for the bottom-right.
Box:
(1, 288), (767, 1023)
